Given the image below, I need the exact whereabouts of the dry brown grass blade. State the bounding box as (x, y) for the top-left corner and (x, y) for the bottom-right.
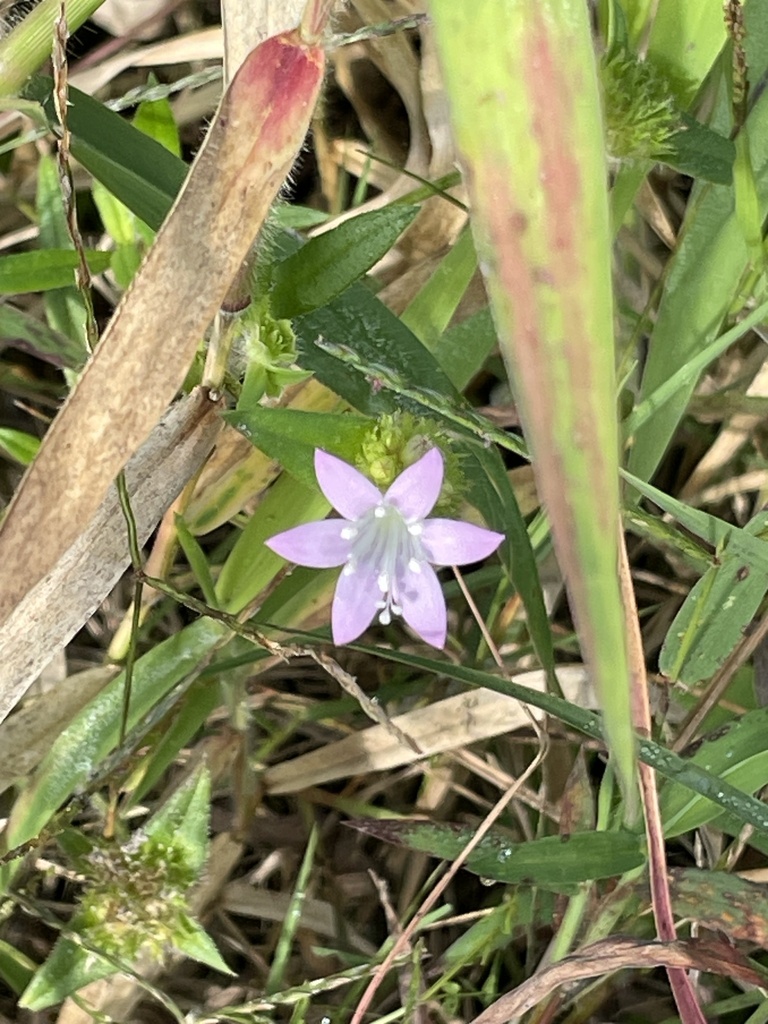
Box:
(262, 665), (595, 795)
(0, 13), (327, 628)
(0, 388), (221, 726)
(70, 27), (224, 95)
(469, 937), (764, 1023)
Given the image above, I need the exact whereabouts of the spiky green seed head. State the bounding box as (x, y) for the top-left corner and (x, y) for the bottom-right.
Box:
(600, 53), (679, 162)
(77, 834), (198, 962)
(356, 412), (463, 515)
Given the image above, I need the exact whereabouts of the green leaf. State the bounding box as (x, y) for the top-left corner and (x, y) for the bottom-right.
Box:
(270, 205), (419, 318)
(222, 407), (373, 491)
(623, 505), (713, 574)
(20, 939), (115, 1011)
(442, 890), (555, 967)
(0, 938), (35, 995)
(172, 913), (232, 974)
(272, 204), (330, 229)
(2, 618), (228, 857)
(25, 77), (187, 231)
(0, 427), (40, 465)
(133, 89), (182, 158)
(0, 249), (111, 293)
(400, 226), (478, 351)
(0, 303), (86, 370)
(622, 470), (768, 567)
(215, 472), (330, 614)
(623, 296), (768, 441)
(36, 154), (86, 348)
(628, 0), (768, 482)
(144, 765), (211, 875)
(659, 707), (768, 836)
(295, 283), (462, 420)
(175, 513), (219, 609)
(129, 678), (230, 805)
(434, 306), (498, 390)
(645, 0), (727, 106)
(266, 824), (319, 993)
(664, 115), (734, 185)
(348, 819), (644, 891)
(660, 540), (768, 685)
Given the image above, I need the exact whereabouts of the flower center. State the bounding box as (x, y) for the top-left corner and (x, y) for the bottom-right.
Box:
(343, 502), (426, 624)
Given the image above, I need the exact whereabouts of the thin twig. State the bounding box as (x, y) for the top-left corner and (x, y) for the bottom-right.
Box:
(136, 571), (421, 753)
(52, 2), (98, 353)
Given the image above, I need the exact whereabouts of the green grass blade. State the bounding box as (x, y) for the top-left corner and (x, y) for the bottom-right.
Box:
(349, 820), (644, 892)
(628, 0), (768, 482)
(0, 250), (111, 293)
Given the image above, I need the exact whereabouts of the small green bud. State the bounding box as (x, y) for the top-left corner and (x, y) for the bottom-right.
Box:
(235, 300), (311, 407)
(600, 52), (679, 162)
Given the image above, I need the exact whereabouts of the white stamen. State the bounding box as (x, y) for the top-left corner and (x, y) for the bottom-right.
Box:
(374, 505), (386, 518)
(343, 562), (356, 575)
(378, 608), (391, 625)
(408, 558), (422, 573)
(408, 523), (423, 536)
(340, 525), (358, 540)
(391, 603), (403, 616)
(377, 572), (389, 593)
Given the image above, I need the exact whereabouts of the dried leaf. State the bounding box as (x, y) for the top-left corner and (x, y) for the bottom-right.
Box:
(262, 666), (595, 794)
(470, 937), (767, 1023)
(0, 389), (221, 726)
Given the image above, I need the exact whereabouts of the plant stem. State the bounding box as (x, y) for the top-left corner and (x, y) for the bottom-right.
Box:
(0, 0), (106, 95)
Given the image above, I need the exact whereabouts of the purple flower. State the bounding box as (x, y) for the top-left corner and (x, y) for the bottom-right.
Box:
(265, 448), (504, 648)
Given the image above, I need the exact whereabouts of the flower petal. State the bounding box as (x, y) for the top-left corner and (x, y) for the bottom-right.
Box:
(421, 520), (505, 566)
(397, 562), (447, 649)
(385, 447), (443, 521)
(315, 450), (381, 520)
(265, 520), (353, 568)
(332, 564), (381, 644)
